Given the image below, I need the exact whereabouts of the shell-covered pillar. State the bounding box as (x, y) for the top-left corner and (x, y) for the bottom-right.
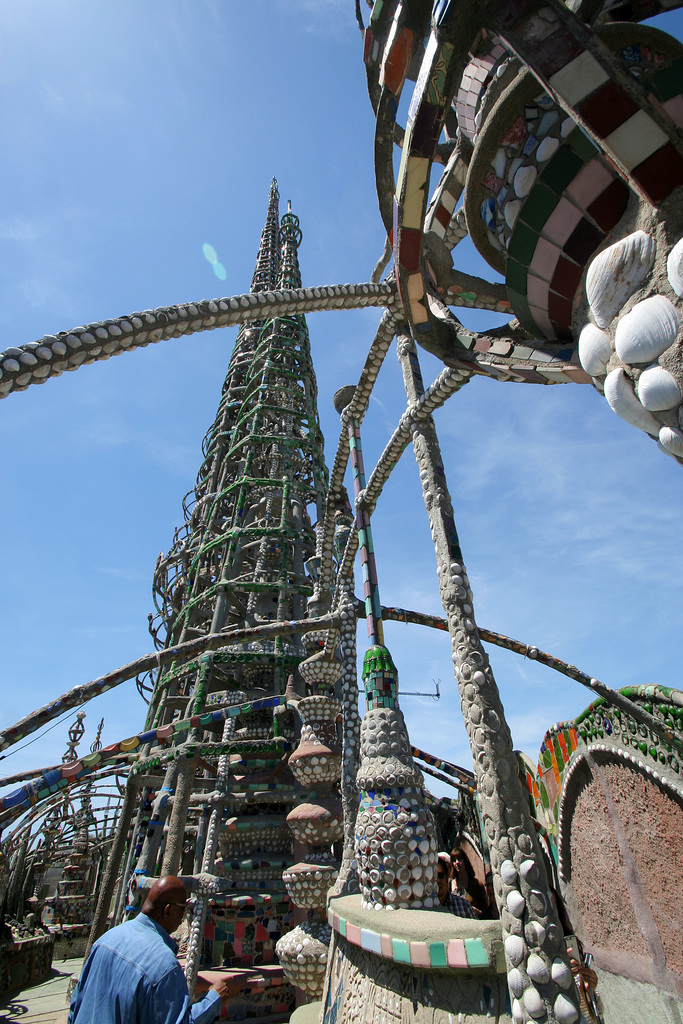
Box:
(321, 399), (512, 1024)
(343, 393), (439, 909)
(328, 494), (361, 898)
(395, 332), (580, 1024)
(276, 644), (343, 998)
(355, 646), (438, 910)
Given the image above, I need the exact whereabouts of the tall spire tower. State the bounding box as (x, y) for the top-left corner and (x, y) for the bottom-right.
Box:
(115, 183), (329, 1018)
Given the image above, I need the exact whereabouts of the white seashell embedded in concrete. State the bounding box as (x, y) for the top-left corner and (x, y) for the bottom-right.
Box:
(554, 992), (580, 1023)
(507, 889), (526, 917)
(578, 323), (612, 376)
(527, 953), (550, 984)
(551, 958), (573, 989)
(523, 985), (546, 1019)
(491, 148), (507, 179)
(512, 998), (524, 1024)
(604, 368), (660, 434)
(667, 237), (683, 298)
(614, 294), (679, 364)
(637, 365), (681, 411)
(505, 200), (522, 229)
(659, 425), (683, 457)
(514, 165), (537, 198)
(536, 136), (559, 162)
(500, 859), (518, 885)
(507, 968), (525, 998)
(504, 933), (526, 966)
(519, 859), (538, 882)
(657, 440), (677, 459)
(508, 157), (524, 184)
(586, 230), (656, 328)
(525, 920), (546, 947)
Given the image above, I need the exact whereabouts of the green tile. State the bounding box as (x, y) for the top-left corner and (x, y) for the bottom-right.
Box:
(649, 57), (683, 102)
(566, 128), (598, 162)
(392, 938), (411, 963)
(429, 941), (448, 967)
(540, 147), (584, 194)
(553, 735), (564, 765)
(507, 223), (538, 265)
(464, 938), (490, 967)
(506, 258), (528, 295)
(507, 289), (533, 329)
(338, 917), (346, 937)
(519, 183), (560, 232)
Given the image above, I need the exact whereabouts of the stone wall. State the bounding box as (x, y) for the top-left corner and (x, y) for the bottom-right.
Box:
(559, 750), (683, 1020)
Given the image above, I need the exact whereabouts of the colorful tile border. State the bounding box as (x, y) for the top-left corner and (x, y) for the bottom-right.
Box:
(505, 127), (629, 339)
(497, 5), (683, 207)
(328, 907), (494, 971)
(0, 693), (290, 819)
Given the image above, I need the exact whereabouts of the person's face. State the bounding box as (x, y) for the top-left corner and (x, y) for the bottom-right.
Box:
(436, 863), (449, 901)
(451, 850), (466, 875)
(162, 893), (188, 933)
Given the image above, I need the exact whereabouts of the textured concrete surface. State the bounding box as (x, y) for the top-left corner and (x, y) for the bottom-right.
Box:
(563, 753), (683, 1002)
(0, 956), (82, 1024)
(289, 1001), (323, 1024)
(597, 968), (683, 1024)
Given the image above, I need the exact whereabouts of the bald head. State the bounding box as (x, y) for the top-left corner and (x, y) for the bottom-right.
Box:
(142, 876), (187, 933)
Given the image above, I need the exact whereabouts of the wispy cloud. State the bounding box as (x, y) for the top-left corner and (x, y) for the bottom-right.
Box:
(0, 218), (45, 244)
(275, 0), (352, 34)
(91, 564), (150, 585)
(41, 82), (126, 118)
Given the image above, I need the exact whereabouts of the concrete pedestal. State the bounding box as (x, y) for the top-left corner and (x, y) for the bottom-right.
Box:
(320, 895), (511, 1024)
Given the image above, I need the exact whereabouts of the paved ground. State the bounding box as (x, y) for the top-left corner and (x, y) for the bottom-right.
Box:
(0, 957), (82, 1024)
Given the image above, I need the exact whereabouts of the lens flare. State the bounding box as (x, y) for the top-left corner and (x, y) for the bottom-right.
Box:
(202, 243), (218, 265)
(213, 262), (227, 281)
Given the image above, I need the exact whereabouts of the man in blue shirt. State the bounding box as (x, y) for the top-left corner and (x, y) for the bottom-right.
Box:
(69, 876), (232, 1024)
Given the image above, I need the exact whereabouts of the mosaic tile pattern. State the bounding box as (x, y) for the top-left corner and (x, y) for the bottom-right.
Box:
(0, 695), (291, 818)
(456, 42), (508, 141)
(202, 899), (292, 968)
(520, 684), (683, 848)
(328, 905), (494, 971)
(499, 7), (683, 206)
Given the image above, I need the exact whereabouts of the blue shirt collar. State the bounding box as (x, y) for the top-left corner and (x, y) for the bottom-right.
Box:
(135, 911), (179, 955)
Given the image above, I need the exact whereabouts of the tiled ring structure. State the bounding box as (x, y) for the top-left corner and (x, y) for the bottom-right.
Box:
(328, 904), (496, 972)
(366, 0), (683, 371)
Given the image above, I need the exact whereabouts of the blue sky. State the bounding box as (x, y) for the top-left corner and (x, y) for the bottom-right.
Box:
(1, 1), (682, 803)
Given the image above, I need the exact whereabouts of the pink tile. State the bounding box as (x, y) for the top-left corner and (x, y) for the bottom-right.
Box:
(543, 198), (583, 246)
(567, 159), (614, 209)
(664, 94), (683, 129)
(563, 365), (592, 383)
(447, 938), (468, 967)
(409, 941), (431, 967)
(528, 304), (557, 340)
(380, 933), (393, 959)
(346, 922), (361, 947)
(529, 237), (562, 282)
(332, 913), (340, 932)
(527, 274), (549, 308)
